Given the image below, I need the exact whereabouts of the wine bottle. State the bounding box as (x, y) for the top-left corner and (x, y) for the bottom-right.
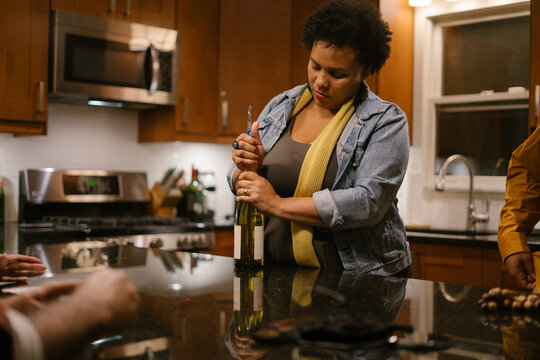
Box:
(185, 166), (205, 222)
(233, 267), (264, 337)
(234, 106), (264, 268)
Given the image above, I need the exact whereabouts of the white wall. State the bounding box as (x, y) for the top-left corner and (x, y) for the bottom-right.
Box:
(0, 103), (236, 225)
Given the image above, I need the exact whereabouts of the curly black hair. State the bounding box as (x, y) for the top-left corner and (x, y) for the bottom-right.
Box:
(301, 0), (392, 75)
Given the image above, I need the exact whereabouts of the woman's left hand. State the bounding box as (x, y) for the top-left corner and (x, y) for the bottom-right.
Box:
(236, 171), (280, 216)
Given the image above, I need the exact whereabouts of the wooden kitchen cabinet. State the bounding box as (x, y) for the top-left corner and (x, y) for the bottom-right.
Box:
(529, 0), (539, 132)
(0, 0), (48, 135)
(215, 0), (292, 142)
(50, 0), (176, 29)
(139, 0), (219, 143)
(410, 241), (520, 290)
(140, 0), (292, 144)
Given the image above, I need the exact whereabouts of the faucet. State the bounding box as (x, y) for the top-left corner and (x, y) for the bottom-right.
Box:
(435, 154), (489, 232)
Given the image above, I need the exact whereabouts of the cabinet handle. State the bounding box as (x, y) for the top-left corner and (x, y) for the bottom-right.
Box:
(221, 100), (229, 129)
(182, 98), (189, 126)
(37, 81), (44, 113)
(109, 0), (116, 13)
(124, 0), (131, 16)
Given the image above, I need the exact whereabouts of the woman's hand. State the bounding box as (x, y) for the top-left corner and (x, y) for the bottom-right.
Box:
(236, 171), (281, 216)
(232, 121), (265, 172)
(0, 254), (47, 282)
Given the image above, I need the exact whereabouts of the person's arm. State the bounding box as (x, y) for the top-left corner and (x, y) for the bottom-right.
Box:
(236, 105), (409, 230)
(498, 128), (540, 289)
(28, 269), (139, 360)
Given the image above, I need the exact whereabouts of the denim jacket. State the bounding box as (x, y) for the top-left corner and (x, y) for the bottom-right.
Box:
(227, 83), (411, 275)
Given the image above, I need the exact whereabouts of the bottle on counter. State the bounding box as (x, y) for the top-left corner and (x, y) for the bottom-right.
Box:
(185, 165), (205, 223)
(233, 267), (264, 337)
(234, 106), (264, 268)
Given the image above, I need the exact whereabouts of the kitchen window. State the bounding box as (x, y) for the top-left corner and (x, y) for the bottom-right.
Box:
(414, 0), (531, 192)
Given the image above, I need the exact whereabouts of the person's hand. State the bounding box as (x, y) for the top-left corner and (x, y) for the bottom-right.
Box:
(0, 254), (47, 282)
(71, 268), (140, 333)
(232, 121), (265, 172)
(236, 171), (281, 216)
(504, 252), (536, 290)
(1, 280), (78, 314)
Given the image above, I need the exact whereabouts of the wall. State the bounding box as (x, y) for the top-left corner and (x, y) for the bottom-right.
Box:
(0, 103), (236, 228)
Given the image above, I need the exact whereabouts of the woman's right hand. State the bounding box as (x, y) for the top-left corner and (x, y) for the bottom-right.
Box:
(232, 121), (265, 172)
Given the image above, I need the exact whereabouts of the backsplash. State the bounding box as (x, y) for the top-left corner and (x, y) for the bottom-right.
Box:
(0, 103), (236, 225)
(0, 102), (518, 235)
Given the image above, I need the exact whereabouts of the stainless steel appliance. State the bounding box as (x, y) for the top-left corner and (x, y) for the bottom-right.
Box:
(49, 10), (178, 108)
(18, 169), (215, 263)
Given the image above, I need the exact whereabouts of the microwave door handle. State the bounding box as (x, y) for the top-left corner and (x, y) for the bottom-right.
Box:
(147, 44), (160, 95)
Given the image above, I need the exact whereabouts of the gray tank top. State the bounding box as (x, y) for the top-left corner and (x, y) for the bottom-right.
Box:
(261, 116), (343, 270)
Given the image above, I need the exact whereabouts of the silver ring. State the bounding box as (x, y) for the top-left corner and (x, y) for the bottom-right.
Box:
(232, 140), (239, 149)
(243, 188), (248, 194)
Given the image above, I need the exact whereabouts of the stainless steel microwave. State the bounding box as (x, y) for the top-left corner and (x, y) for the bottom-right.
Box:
(49, 10), (178, 107)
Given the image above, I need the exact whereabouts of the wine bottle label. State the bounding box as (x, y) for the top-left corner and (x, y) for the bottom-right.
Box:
(233, 276), (240, 311)
(253, 276), (263, 311)
(254, 225), (264, 260)
(234, 225), (241, 259)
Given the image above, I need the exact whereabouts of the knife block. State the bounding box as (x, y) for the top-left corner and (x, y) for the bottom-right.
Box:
(150, 182), (183, 217)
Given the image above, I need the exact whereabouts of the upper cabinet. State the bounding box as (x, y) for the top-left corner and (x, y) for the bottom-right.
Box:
(50, 0), (176, 29)
(215, 0), (292, 141)
(139, 0), (292, 144)
(530, 0), (539, 132)
(0, 0), (49, 135)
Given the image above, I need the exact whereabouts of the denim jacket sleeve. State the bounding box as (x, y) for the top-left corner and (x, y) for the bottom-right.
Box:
(313, 101), (410, 230)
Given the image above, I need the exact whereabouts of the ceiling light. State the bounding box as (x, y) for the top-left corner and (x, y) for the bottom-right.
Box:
(409, 0), (432, 6)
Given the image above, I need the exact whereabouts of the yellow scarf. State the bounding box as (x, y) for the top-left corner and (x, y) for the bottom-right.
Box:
(290, 88), (357, 267)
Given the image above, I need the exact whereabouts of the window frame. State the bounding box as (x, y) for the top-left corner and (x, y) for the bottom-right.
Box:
(413, 0), (530, 193)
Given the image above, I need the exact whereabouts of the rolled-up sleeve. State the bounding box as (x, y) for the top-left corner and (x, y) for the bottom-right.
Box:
(498, 127), (540, 261)
(313, 105), (409, 230)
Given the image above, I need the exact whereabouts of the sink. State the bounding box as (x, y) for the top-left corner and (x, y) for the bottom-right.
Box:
(406, 228), (497, 237)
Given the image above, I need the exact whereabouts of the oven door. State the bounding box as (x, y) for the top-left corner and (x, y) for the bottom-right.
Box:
(50, 10), (178, 106)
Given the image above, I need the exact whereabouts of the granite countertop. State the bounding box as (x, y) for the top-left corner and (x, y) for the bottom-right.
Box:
(4, 245), (539, 359)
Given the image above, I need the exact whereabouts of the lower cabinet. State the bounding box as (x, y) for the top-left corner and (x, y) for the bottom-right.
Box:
(410, 242), (518, 290)
(211, 229), (234, 258)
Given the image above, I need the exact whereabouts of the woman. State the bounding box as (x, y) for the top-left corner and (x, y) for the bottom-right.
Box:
(228, 0), (410, 274)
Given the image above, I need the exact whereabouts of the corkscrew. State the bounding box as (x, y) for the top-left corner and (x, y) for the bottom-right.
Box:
(247, 105), (252, 136)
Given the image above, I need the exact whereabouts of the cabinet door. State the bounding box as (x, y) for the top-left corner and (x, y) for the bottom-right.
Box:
(0, 0), (48, 134)
(138, 0), (218, 143)
(50, 0), (115, 19)
(118, 0), (175, 29)
(51, 0), (175, 28)
(530, 0), (539, 132)
(216, 0), (292, 140)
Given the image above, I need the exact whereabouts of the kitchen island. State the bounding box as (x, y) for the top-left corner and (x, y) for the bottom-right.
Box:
(4, 244), (540, 359)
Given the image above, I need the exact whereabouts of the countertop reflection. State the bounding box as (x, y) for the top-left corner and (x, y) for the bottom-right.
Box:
(12, 246), (540, 359)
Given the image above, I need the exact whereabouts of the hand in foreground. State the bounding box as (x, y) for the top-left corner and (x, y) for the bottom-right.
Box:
(0, 254), (47, 282)
(72, 268), (141, 333)
(236, 170), (280, 216)
(232, 121), (265, 172)
(504, 252), (536, 290)
(1, 280), (78, 314)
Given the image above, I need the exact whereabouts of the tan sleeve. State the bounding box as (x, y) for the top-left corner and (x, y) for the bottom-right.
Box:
(498, 127), (540, 261)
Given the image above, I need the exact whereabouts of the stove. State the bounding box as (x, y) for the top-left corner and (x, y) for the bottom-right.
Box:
(18, 169), (215, 255)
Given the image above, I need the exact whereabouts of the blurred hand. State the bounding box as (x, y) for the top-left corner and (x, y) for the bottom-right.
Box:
(0, 254), (47, 282)
(1, 280), (78, 314)
(232, 121), (265, 172)
(72, 268), (141, 332)
(504, 252), (536, 290)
